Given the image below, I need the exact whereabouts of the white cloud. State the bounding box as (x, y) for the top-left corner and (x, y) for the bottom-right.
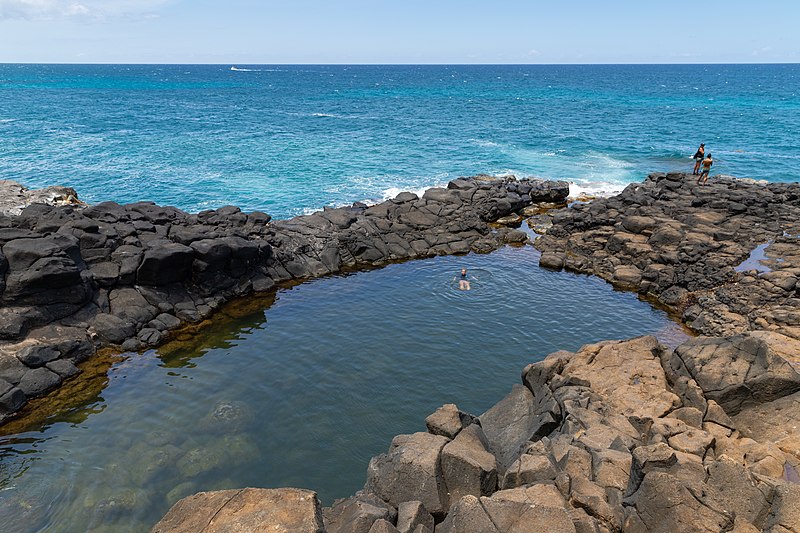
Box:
(0, 0), (170, 20)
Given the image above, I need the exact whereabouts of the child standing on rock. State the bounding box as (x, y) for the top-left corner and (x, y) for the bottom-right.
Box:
(692, 143), (705, 175)
(697, 154), (713, 185)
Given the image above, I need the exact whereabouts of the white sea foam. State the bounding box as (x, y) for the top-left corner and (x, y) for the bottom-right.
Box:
(0, 118), (17, 123)
(568, 180), (627, 199)
(230, 67), (260, 72)
(379, 184), (436, 202)
(469, 138), (501, 148)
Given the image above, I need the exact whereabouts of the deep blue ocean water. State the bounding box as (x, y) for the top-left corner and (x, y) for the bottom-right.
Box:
(1, 64), (798, 217)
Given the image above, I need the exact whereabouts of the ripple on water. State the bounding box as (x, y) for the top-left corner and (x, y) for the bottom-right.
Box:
(0, 244), (689, 532)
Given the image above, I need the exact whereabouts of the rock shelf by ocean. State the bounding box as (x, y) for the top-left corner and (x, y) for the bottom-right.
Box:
(152, 173), (800, 533)
(0, 176), (568, 423)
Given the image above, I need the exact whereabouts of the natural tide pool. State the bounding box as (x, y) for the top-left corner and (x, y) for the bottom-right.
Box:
(0, 244), (688, 532)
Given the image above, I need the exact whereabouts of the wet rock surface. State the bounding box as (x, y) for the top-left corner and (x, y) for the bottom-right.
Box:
(0, 176), (568, 422)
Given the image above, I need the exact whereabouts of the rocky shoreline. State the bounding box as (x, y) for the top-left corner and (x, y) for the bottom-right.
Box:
(535, 172), (800, 342)
(153, 173), (800, 533)
(0, 176), (568, 423)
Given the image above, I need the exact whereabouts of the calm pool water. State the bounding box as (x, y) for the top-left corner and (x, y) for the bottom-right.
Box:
(0, 244), (687, 532)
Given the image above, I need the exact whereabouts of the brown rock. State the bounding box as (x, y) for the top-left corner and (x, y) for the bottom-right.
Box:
(501, 453), (558, 489)
(440, 424), (497, 508)
(559, 336), (679, 419)
(425, 403), (477, 439)
(395, 501), (433, 533)
(151, 488), (324, 533)
(368, 519), (400, 533)
(670, 335), (800, 415)
(491, 483), (567, 508)
(365, 432), (449, 516)
(324, 493), (397, 533)
(667, 429), (715, 458)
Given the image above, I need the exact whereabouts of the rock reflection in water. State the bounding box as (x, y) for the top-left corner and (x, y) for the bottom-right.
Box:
(0, 246), (687, 532)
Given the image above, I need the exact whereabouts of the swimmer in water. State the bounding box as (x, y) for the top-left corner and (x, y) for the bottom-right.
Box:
(458, 268), (471, 291)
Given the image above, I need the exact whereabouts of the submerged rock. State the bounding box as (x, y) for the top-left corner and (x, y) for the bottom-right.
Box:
(197, 399), (255, 434)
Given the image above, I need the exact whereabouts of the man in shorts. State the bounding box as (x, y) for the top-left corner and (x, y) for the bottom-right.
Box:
(697, 154), (713, 185)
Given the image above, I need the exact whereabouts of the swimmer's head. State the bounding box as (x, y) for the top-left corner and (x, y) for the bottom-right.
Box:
(461, 268), (467, 275)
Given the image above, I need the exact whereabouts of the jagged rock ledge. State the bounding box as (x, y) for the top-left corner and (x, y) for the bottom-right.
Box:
(0, 176), (569, 423)
(154, 173), (800, 532)
(536, 172), (800, 341)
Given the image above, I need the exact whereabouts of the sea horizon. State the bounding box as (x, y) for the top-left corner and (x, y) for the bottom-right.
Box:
(3, 61), (800, 65)
(2, 63), (798, 218)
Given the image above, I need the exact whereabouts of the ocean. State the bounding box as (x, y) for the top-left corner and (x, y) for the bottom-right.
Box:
(1, 64), (798, 218)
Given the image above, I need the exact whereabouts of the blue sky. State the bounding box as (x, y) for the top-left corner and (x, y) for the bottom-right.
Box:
(1, 0), (798, 64)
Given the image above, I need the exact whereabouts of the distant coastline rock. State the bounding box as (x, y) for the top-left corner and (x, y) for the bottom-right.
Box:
(0, 179), (85, 217)
(0, 176), (569, 422)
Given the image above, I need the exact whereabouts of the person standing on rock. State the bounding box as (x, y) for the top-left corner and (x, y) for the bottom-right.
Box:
(697, 153), (713, 185)
(692, 143), (705, 175)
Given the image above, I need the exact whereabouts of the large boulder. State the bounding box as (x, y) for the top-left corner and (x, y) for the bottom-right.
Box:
(440, 424), (497, 508)
(436, 494), (576, 533)
(324, 493), (397, 533)
(17, 367), (62, 398)
(90, 313), (136, 345)
(136, 242), (194, 286)
(2, 234), (81, 271)
(425, 403), (477, 439)
(365, 432), (449, 516)
(151, 488), (324, 533)
(2, 235), (89, 305)
(479, 385), (538, 474)
(666, 335), (800, 415)
(624, 471), (735, 532)
(559, 336), (680, 419)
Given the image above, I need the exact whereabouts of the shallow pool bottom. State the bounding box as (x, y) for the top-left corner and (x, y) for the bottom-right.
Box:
(0, 244), (688, 532)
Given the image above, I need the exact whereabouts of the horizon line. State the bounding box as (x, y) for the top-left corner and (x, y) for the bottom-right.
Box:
(2, 61), (800, 67)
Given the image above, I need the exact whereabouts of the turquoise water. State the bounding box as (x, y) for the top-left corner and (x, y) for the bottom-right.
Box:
(1, 64), (798, 217)
(0, 245), (687, 532)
